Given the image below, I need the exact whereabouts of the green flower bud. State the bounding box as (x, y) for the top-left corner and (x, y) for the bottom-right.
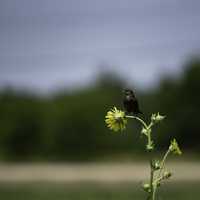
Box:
(163, 171), (172, 179)
(156, 181), (161, 187)
(169, 138), (182, 155)
(141, 127), (148, 136)
(151, 113), (165, 123)
(146, 143), (154, 152)
(142, 183), (151, 193)
(151, 114), (156, 122)
(152, 160), (160, 170)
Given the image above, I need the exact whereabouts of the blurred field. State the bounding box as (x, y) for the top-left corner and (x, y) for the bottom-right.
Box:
(0, 161), (199, 182)
(0, 181), (199, 200)
(0, 161), (199, 199)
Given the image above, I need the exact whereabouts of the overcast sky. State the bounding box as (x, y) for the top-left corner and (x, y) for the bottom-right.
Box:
(0, 0), (200, 93)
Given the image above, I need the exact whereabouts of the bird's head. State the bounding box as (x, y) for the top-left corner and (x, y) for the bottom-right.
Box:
(123, 89), (134, 96)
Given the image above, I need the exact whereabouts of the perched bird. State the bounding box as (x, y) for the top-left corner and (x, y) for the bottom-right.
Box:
(123, 89), (143, 115)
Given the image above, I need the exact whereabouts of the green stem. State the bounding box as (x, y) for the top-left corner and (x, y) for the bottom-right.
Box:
(157, 148), (171, 178)
(147, 131), (152, 147)
(153, 148), (171, 199)
(148, 121), (154, 129)
(126, 115), (156, 199)
(147, 122), (154, 145)
(126, 115), (148, 129)
(152, 187), (156, 200)
(150, 160), (154, 200)
(126, 115), (153, 149)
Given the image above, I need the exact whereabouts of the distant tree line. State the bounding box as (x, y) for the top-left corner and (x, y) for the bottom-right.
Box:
(0, 58), (199, 161)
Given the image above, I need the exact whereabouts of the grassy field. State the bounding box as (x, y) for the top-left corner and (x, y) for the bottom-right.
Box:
(0, 182), (199, 200)
(0, 161), (199, 199)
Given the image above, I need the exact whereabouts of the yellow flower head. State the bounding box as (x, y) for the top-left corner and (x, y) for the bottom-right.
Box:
(169, 138), (182, 155)
(105, 107), (127, 132)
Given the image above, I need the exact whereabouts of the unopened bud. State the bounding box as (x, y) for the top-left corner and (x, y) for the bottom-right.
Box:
(156, 181), (161, 187)
(169, 139), (182, 155)
(163, 171), (172, 179)
(152, 160), (160, 170)
(142, 183), (151, 193)
(141, 128), (148, 136)
(151, 113), (165, 123)
(146, 142), (154, 152)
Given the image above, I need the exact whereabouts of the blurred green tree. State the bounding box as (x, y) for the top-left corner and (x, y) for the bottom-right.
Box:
(0, 59), (199, 161)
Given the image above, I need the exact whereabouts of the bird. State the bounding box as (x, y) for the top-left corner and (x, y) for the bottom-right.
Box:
(123, 89), (143, 115)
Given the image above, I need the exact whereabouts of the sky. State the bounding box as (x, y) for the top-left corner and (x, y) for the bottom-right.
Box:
(0, 0), (200, 93)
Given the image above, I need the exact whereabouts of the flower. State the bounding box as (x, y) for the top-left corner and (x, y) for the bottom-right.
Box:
(105, 107), (127, 132)
(151, 113), (165, 123)
(169, 138), (182, 155)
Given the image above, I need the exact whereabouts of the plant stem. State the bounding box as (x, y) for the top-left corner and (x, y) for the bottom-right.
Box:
(157, 148), (171, 178)
(152, 186), (156, 200)
(150, 160), (155, 200)
(153, 148), (171, 199)
(126, 115), (153, 149)
(126, 115), (156, 199)
(126, 115), (148, 129)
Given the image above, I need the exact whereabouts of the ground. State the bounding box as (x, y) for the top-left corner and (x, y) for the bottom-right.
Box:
(0, 161), (199, 200)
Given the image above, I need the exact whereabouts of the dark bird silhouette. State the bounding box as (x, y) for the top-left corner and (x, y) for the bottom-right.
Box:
(123, 89), (143, 115)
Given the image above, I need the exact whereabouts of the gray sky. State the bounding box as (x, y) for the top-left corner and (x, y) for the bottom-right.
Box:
(0, 0), (200, 93)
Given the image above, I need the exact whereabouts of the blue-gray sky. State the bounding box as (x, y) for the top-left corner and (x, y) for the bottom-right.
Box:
(0, 0), (200, 93)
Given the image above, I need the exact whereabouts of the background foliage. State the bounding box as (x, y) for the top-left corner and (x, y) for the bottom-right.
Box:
(0, 58), (199, 161)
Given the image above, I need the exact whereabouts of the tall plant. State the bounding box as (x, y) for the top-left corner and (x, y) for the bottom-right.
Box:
(105, 107), (182, 200)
